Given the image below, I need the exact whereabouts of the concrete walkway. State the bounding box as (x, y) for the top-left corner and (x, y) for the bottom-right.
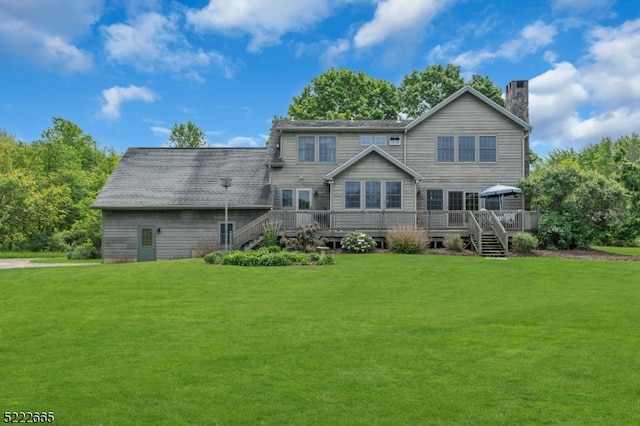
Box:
(0, 259), (99, 269)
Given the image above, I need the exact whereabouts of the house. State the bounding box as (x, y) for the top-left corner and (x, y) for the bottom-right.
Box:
(93, 81), (537, 262)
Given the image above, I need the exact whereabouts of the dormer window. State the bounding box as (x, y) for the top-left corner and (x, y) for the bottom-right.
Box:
(389, 136), (401, 146)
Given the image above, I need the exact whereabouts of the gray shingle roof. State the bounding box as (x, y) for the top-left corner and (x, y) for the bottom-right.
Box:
(93, 148), (273, 210)
(274, 118), (412, 130)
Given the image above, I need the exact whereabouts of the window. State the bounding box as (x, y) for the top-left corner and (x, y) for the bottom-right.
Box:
(465, 192), (479, 211)
(426, 189), (443, 210)
(389, 136), (401, 146)
(437, 136), (454, 162)
(365, 181), (381, 209)
(140, 228), (153, 247)
(375, 135), (386, 145)
(220, 223), (234, 248)
(319, 136), (336, 162)
(298, 136), (315, 162)
(345, 181), (361, 209)
(345, 180), (403, 210)
(479, 136), (496, 162)
(458, 136), (476, 162)
(281, 189), (293, 209)
(361, 136), (372, 145)
(485, 197), (500, 210)
(298, 136), (336, 163)
(385, 181), (402, 209)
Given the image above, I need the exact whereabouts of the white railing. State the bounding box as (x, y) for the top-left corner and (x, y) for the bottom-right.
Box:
(490, 211), (508, 253)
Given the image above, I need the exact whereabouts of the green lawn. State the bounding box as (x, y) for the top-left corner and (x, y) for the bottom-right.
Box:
(592, 245), (640, 256)
(0, 251), (67, 259)
(1, 255), (639, 425)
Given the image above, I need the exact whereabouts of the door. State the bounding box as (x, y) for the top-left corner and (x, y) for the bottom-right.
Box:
(448, 191), (464, 227)
(138, 226), (156, 262)
(296, 189), (313, 227)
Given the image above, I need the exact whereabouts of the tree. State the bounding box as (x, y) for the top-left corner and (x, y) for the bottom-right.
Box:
(168, 121), (208, 147)
(520, 161), (629, 249)
(287, 67), (401, 120)
(399, 64), (504, 118)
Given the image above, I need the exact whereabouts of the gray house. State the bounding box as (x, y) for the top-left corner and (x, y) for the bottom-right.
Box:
(94, 81), (537, 261)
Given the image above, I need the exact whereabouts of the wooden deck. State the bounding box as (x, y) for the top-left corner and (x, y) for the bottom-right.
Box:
(233, 210), (538, 252)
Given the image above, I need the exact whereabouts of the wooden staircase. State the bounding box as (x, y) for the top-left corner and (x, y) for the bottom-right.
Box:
(470, 232), (507, 257)
(480, 232), (506, 257)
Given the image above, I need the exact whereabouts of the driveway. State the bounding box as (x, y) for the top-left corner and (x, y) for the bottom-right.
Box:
(0, 259), (99, 269)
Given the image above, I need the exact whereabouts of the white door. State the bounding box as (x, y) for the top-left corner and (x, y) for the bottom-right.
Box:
(296, 189), (313, 227)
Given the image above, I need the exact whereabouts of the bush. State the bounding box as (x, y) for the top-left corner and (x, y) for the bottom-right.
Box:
(386, 226), (428, 254)
(204, 247), (332, 267)
(66, 239), (100, 259)
(340, 232), (376, 253)
(443, 233), (464, 252)
(203, 251), (226, 264)
(281, 222), (327, 253)
(262, 221), (281, 248)
(512, 232), (539, 254)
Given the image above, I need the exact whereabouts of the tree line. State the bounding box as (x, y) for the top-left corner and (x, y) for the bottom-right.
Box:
(2, 65), (638, 256)
(0, 119), (119, 256)
(520, 134), (640, 249)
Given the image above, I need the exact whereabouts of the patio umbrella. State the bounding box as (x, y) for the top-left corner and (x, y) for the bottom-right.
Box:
(479, 184), (522, 209)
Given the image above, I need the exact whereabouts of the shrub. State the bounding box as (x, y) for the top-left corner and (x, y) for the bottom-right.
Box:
(204, 247), (332, 267)
(443, 233), (464, 252)
(262, 221), (281, 248)
(66, 239), (100, 259)
(340, 232), (376, 253)
(281, 222), (327, 253)
(203, 251), (225, 264)
(191, 240), (217, 258)
(386, 226), (428, 254)
(512, 232), (539, 254)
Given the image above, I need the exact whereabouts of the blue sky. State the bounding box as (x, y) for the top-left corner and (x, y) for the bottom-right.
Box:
(1, 0), (639, 157)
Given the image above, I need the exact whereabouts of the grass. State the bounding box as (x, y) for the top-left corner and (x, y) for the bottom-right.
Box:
(1, 255), (639, 425)
(592, 245), (640, 256)
(0, 251), (67, 259)
(27, 258), (101, 264)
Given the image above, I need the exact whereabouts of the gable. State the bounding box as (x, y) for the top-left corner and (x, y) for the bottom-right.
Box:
(406, 86), (532, 132)
(324, 145), (422, 183)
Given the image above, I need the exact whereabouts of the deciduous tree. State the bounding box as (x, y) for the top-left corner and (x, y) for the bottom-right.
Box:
(168, 121), (208, 147)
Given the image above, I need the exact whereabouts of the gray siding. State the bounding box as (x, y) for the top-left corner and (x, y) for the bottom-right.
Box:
(406, 92), (525, 188)
(101, 209), (267, 262)
(271, 92), (527, 212)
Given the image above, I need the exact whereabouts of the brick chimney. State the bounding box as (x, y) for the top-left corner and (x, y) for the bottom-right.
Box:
(505, 80), (530, 177)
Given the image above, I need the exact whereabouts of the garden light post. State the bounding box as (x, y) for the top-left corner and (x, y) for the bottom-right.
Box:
(221, 177), (232, 251)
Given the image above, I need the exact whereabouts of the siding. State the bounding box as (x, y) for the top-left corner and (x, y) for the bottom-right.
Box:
(406, 92), (525, 188)
(101, 209), (267, 262)
(270, 91), (528, 212)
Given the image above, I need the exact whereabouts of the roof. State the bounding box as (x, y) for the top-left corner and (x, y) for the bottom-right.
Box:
(324, 145), (422, 183)
(406, 85), (533, 132)
(92, 148), (273, 210)
(274, 118), (412, 131)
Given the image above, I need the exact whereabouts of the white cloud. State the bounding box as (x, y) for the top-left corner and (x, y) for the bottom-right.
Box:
(552, 0), (611, 12)
(211, 136), (261, 148)
(453, 20), (558, 69)
(529, 19), (640, 153)
(186, 0), (334, 52)
(100, 85), (159, 120)
(101, 12), (235, 79)
(0, 0), (99, 72)
(353, 0), (451, 49)
(150, 126), (171, 138)
(320, 39), (351, 66)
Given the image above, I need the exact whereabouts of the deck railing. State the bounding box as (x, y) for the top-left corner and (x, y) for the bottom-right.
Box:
(272, 210), (537, 232)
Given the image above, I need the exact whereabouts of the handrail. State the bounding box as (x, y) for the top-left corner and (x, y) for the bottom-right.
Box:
(467, 211), (482, 254)
(489, 211), (508, 254)
(232, 211), (274, 249)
